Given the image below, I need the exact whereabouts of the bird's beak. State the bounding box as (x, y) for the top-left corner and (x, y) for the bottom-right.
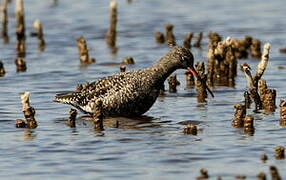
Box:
(187, 67), (214, 98)
(187, 66), (198, 76)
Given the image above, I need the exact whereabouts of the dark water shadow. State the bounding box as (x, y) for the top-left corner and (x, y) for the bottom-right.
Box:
(81, 115), (161, 130)
(97, 62), (122, 66)
(54, 115), (162, 130)
(177, 120), (204, 125)
(162, 92), (196, 97)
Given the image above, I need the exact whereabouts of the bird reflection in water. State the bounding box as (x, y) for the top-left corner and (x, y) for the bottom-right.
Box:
(79, 115), (161, 130)
(21, 129), (36, 141)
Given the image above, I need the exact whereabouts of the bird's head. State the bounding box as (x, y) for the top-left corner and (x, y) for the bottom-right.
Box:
(154, 46), (214, 97)
(168, 46), (198, 76)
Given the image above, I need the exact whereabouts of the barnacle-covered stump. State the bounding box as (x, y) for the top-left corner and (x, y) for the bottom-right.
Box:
(165, 23), (176, 46)
(280, 100), (286, 126)
(154, 32), (165, 44)
(16, 92), (37, 129)
(194, 32), (203, 48)
(263, 89), (276, 112)
(92, 100), (104, 131)
(183, 32), (193, 49)
(122, 56), (135, 64)
(232, 103), (246, 128)
(76, 36), (96, 64)
(15, 57), (27, 72)
(167, 75), (180, 93)
(106, 0), (118, 48)
(244, 115), (254, 135)
(274, 146), (285, 160)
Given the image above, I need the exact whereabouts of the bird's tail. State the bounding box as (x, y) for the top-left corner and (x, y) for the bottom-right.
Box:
(54, 92), (79, 105)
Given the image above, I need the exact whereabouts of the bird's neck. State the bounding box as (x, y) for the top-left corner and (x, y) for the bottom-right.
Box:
(150, 57), (179, 81)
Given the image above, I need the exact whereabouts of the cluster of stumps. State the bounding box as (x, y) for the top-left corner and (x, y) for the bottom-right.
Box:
(196, 165), (282, 180)
(154, 24), (285, 179)
(0, 0), (45, 75)
(1, 0), (286, 179)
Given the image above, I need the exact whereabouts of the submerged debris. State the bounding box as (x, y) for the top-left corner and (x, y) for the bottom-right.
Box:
(0, 61), (6, 77)
(260, 153), (268, 163)
(76, 36), (96, 64)
(235, 175), (246, 180)
(279, 47), (286, 53)
(196, 168), (209, 179)
(183, 124), (197, 135)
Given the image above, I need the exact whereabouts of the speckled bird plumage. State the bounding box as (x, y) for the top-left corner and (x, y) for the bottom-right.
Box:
(54, 46), (194, 117)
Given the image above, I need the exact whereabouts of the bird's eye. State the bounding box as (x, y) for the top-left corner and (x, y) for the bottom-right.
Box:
(181, 56), (187, 62)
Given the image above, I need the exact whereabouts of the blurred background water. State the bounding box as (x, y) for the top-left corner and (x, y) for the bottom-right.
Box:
(0, 0), (286, 179)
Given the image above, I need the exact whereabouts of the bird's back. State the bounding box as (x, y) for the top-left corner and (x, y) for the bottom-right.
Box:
(54, 68), (162, 116)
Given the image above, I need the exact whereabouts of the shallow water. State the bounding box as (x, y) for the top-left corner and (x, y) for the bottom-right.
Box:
(1, 0), (286, 179)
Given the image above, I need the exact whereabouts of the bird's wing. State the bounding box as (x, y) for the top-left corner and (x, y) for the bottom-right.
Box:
(54, 71), (136, 113)
(83, 71), (134, 96)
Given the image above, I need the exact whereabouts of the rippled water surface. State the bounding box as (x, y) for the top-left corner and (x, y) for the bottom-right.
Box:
(1, 0), (286, 179)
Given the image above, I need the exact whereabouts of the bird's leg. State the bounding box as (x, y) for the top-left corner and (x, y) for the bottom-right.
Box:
(66, 108), (77, 128)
